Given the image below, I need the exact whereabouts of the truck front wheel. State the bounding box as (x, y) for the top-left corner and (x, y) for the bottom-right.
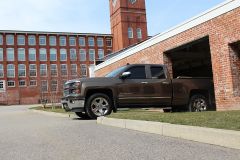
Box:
(189, 94), (209, 112)
(85, 93), (112, 119)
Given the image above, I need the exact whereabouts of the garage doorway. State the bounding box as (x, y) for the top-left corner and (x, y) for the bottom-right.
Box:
(164, 37), (213, 78)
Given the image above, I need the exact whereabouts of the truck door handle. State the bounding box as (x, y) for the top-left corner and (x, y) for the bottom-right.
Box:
(141, 82), (148, 84)
(162, 81), (170, 85)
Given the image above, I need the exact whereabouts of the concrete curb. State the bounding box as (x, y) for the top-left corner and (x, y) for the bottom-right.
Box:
(97, 117), (240, 150)
(29, 109), (74, 118)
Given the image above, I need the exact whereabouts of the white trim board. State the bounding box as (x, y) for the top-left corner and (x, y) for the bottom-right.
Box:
(95, 0), (240, 71)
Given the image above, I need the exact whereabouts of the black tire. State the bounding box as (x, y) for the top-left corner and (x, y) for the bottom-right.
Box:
(189, 94), (209, 112)
(85, 93), (113, 119)
(75, 112), (90, 119)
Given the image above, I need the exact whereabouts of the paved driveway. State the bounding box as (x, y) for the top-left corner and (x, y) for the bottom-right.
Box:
(0, 105), (239, 160)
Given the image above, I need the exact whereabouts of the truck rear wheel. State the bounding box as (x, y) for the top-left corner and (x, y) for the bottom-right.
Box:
(85, 93), (112, 119)
(189, 94), (209, 112)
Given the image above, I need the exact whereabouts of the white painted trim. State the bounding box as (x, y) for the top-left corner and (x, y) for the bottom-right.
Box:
(95, 0), (240, 71)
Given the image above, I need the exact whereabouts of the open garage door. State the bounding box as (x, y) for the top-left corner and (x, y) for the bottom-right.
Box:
(165, 37), (213, 78)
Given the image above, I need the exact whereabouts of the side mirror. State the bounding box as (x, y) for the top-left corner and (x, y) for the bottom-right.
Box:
(120, 71), (131, 79)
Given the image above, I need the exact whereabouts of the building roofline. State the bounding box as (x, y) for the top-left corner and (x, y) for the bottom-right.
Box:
(95, 0), (240, 71)
(0, 30), (112, 37)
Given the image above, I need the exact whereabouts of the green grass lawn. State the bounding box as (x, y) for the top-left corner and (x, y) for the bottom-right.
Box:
(29, 106), (69, 114)
(108, 109), (240, 131)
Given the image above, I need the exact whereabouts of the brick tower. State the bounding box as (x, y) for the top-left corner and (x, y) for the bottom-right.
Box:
(109, 0), (148, 52)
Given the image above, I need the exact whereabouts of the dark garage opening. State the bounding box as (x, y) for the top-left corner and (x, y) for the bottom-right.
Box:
(164, 37), (213, 78)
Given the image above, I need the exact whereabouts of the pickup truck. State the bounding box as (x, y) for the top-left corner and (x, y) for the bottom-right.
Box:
(61, 64), (215, 119)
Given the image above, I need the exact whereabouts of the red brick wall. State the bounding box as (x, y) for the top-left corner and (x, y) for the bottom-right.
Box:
(96, 8), (240, 111)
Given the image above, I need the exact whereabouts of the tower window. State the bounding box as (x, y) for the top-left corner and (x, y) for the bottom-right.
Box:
(128, 28), (133, 39)
(137, 28), (142, 39)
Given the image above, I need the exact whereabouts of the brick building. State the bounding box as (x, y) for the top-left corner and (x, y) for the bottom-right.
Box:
(95, 0), (240, 111)
(0, 32), (113, 104)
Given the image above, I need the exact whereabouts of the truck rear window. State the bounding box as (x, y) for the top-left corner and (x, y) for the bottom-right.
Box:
(151, 66), (166, 79)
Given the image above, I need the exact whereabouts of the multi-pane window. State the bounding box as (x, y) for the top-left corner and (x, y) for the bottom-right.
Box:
(40, 64), (47, 77)
(39, 48), (47, 61)
(7, 64), (15, 78)
(7, 48), (14, 61)
(50, 64), (57, 76)
(19, 80), (26, 87)
(89, 49), (95, 61)
(6, 35), (14, 45)
(0, 64), (4, 77)
(128, 27), (133, 38)
(18, 64), (26, 77)
(17, 35), (25, 45)
(98, 49), (104, 59)
(61, 64), (68, 76)
(88, 37), (95, 46)
(51, 80), (58, 92)
(71, 64), (77, 76)
(80, 64), (87, 77)
(18, 48), (25, 61)
(59, 36), (66, 46)
(39, 36), (46, 45)
(60, 49), (67, 61)
(106, 38), (112, 47)
(28, 35), (36, 46)
(50, 48), (57, 61)
(79, 37), (85, 46)
(0, 81), (4, 91)
(49, 36), (56, 46)
(0, 35), (3, 45)
(97, 38), (104, 47)
(70, 49), (77, 61)
(7, 81), (15, 87)
(30, 80), (37, 86)
(41, 80), (48, 92)
(69, 37), (76, 46)
(137, 28), (142, 39)
(79, 49), (86, 61)
(29, 64), (37, 77)
(0, 48), (3, 61)
(29, 48), (36, 61)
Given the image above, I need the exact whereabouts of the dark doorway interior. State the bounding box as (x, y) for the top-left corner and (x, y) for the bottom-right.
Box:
(165, 37), (213, 78)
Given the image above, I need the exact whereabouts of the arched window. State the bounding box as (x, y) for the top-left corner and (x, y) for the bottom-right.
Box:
(137, 28), (142, 39)
(128, 27), (133, 38)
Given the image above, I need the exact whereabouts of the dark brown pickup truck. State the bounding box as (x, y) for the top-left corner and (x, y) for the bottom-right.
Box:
(61, 64), (215, 119)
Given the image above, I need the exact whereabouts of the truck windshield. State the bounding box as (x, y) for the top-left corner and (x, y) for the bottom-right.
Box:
(105, 66), (127, 77)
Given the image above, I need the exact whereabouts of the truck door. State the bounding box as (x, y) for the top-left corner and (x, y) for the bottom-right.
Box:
(142, 65), (172, 106)
(117, 66), (147, 105)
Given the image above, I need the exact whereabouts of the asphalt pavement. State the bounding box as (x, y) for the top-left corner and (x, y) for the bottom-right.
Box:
(0, 105), (239, 160)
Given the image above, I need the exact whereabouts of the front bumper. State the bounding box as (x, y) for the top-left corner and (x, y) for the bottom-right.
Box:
(61, 97), (85, 113)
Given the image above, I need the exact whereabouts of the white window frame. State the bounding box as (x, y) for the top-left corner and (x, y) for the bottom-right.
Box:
(50, 64), (58, 77)
(7, 48), (14, 61)
(0, 35), (3, 45)
(0, 64), (4, 78)
(89, 49), (95, 61)
(7, 64), (15, 78)
(0, 48), (3, 61)
(29, 64), (37, 77)
(19, 80), (26, 87)
(41, 80), (48, 92)
(7, 80), (15, 88)
(97, 38), (104, 47)
(137, 28), (142, 39)
(59, 36), (66, 46)
(18, 48), (25, 61)
(88, 37), (95, 47)
(80, 64), (87, 77)
(70, 49), (77, 61)
(61, 64), (68, 76)
(39, 36), (46, 46)
(39, 48), (47, 61)
(128, 27), (133, 38)
(51, 80), (58, 92)
(18, 64), (26, 77)
(17, 35), (25, 45)
(79, 37), (85, 46)
(50, 48), (57, 61)
(28, 35), (36, 46)
(69, 37), (76, 46)
(98, 49), (104, 59)
(71, 64), (77, 76)
(40, 64), (47, 77)
(80, 49), (86, 61)
(60, 49), (67, 61)
(30, 80), (37, 86)
(106, 38), (112, 47)
(49, 36), (56, 46)
(28, 48), (36, 61)
(0, 80), (5, 92)
(6, 35), (14, 45)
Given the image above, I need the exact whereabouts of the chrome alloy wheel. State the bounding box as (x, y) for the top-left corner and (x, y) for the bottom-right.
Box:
(90, 97), (110, 116)
(192, 98), (207, 112)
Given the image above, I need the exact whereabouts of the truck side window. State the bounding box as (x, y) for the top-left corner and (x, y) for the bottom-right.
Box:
(127, 66), (146, 79)
(151, 66), (166, 79)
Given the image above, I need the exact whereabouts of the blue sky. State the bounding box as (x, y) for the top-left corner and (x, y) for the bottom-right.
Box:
(0, 0), (225, 36)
